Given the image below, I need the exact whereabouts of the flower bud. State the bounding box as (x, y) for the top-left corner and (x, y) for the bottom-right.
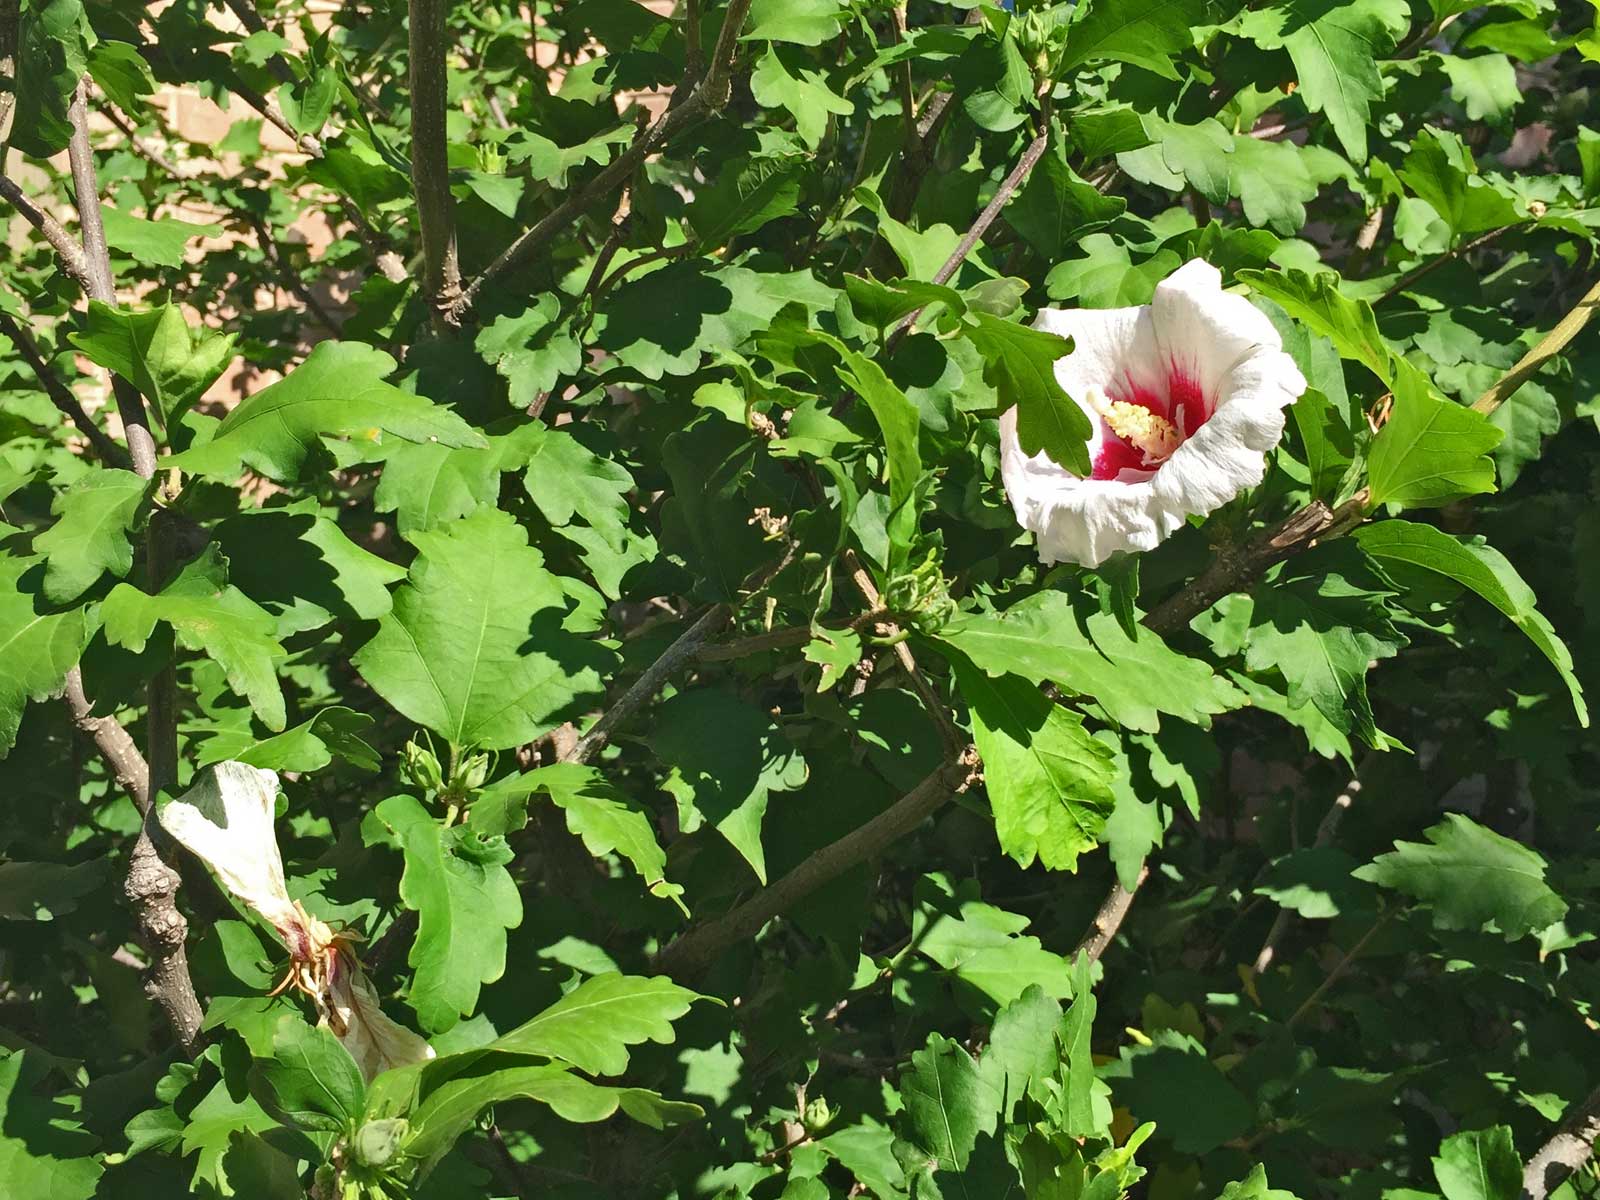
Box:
(402, 739), (444, 793)
(352, 1117), (409, 1168)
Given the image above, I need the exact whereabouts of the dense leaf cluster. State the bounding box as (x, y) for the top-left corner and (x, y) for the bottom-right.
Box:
(3, 0), (1600, 1197)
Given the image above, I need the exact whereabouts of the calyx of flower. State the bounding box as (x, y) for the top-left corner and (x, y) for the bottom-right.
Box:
(159, 762), (432, 1080)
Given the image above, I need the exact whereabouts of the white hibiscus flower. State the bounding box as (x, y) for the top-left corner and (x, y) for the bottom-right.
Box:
(999, 258), (1307, 568)
(159, 761), (433, 1080)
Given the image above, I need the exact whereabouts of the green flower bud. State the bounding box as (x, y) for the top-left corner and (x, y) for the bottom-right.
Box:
(352, 1117), (409, 1168)
(402, 739), (444, 793)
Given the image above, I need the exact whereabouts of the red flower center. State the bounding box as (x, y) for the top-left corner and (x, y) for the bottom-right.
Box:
(1090, 362), (1213, 481)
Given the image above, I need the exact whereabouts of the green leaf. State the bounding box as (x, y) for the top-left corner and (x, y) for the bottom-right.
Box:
(964, 311), (1092, 476)
(474, 295), (582, 407)
(900, 1034), (1001, 1172)
(374, 424), (542, 534)
(1058, 954), (1103, 1138)
(1487, 380), (1558, 487)
(167, 341), (486, 482)
(1355, 519), (1585, 723)
(250, 1016), (365, 1133)
(1439, 53), (1522, 123)
(912, 875), (1075, 1004)
(101, 545), (287, 731)
(519, 423), (634, 550)
(979, 986), (1062, 1118)
(1433, 1126), (1522, 1200)
(749, 46), (854, 149)
(0, 555), (91, 756)
(489, 972), (702, 1075)
(1237, 268), (1393, 382)
(34, 467), (150, 603)
(652, 687), (807, 883)
(1060, 0), (1214, 80)
(939, 591), (1240, 732)
(742, 0), (846, 45)
(352, 508), (612, 752)
(86, 41), (157, 112)
(99, 207), (221, 269)
(1238, 0), (1410, 162)
(951, 659), (1117, 872)
(69, 302), (237, 422)
(1216, 1165), (1302, 1200)
(1007, 149), (1128, 260)
(686, 155), (804, 246)
(11, 0), (87, 159)
(277, 65), (337, 137)
(0, 1051), (102, 1200)
(403, 1063), (700, 1174)
(1230, 138), (1352, 235)
(472, 764), (686, 913)
(803, 625), (863, 693)
(1243, 552), (1408, 742)
(372, 794), (523, 1034)
(505, 127), (632, 188)
(1368, 360), (1502, 508)
(195, 706), (379, 773)
(0, 860), (108, 920)
(837, 349), (921, 571)
(1105, 1031), (1253, 1154)
(1354, 813), (1568, 938)
(1398, 127), (1524, 237)
(1255, 847), (1373, 919)
(210, 507), (405, 634)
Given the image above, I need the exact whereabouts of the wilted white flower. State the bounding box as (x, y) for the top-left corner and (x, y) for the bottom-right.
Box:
(999, 258), (1307, 568)
(159, 761), (432, 1080)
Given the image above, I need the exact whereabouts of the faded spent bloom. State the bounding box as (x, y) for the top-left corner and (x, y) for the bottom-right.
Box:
(159, 761), (433, 1081)
(999, 258), (1307, 568)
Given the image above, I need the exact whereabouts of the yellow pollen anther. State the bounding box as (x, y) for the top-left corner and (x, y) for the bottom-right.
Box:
(1088, 390), (1182, 461)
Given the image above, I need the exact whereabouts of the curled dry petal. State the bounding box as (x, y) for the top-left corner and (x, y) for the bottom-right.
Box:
(321, 948), (435, 1082)
(159, 761), (432, 1080)
(999, 258), (1307, 568)
(158, 761), (303, 942)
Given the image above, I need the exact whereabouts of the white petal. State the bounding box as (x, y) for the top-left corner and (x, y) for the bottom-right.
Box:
(998, 259), (1308, 568)
(158, 762), (302, 939)
(1152, 258), (1291, 404)
(321, 950), (434, 1083)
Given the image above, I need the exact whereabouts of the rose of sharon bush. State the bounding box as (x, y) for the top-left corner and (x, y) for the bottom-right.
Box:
(1000, 259), (1307, 567)
(159, 762), (433, 1080)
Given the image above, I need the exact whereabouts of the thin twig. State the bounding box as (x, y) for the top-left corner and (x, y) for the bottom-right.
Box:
(1377, 224), (1517, 306)
(1286, 909), (1392, 1028)
(1473, 272), (1600, 415)
(653, 758), (973, 978)
(1523, 1084), (1600, 1200)
(884, 132), (1049, 354)
(0, 173), (96, 294)
(842, 549), (964, 756)
(0, 312), (130, 466)
(455, 0), (754, 318)
(63, 669), (150, 812)
(1252, 777), (1362, 974)
(1076, 866), (1149, 964)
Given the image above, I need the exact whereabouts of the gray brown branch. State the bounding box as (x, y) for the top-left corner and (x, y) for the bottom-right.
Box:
(1076, 866), (1149, 964)
(408, 0), (463, 327)
(1523, 1084), (1600, 1200)
(653, 758), (973, 978)
(1253, 777), (1361, 975)
(0, 311), (129, 466)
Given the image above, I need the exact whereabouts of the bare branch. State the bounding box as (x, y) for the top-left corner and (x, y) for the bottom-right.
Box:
(63, 668), (150, 812)
(409, 0), (463, 327)
(0, 173), (97, 294)
(1474, 271), (1600, 415)
(563, 603), (733, 766)
(1524, 1084), (1600, 1200)
(0, 311), (130, 467)
(456, 0), (754, 318)
(1253, 777), (1362, 974)
(1076, 866), (1149, 964)
(653, 757), (974, 978)
(885, 132), (1049, 355)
